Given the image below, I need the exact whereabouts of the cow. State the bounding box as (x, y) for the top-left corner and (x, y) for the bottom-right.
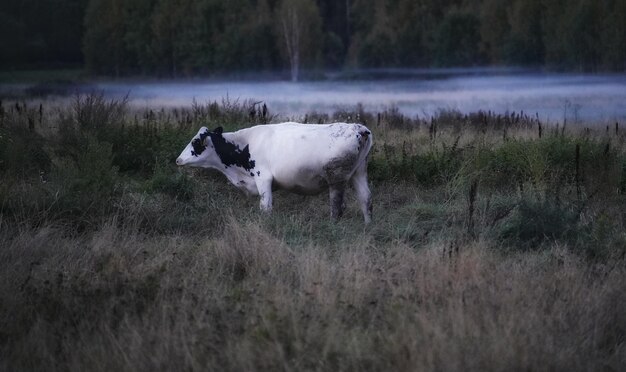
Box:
(176, 122), (373, 223)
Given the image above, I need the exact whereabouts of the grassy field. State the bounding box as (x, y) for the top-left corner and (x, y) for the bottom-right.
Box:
(1, 95), (625, 371)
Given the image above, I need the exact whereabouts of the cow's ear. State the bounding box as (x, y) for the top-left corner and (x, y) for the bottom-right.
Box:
(213, 126), (223, 135)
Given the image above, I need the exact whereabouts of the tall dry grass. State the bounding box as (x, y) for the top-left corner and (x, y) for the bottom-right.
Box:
(1, 217), (624, 371)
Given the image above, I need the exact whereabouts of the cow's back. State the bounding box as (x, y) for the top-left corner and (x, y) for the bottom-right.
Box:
(240, 123), (372, 192)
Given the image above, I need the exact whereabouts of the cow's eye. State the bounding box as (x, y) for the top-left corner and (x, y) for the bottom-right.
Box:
(191, 137), (207, 156)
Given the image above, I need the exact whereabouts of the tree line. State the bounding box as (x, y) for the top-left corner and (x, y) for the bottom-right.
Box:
(1, 0), (625, 79)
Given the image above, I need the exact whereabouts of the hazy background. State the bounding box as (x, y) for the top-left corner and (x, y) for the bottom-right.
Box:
(70, 72), (626, 122)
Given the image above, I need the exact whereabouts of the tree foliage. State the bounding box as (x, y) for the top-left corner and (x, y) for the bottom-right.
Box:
(1, 0), (625, 75)
(0, 0), (88, 69)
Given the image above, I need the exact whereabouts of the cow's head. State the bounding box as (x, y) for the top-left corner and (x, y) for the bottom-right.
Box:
(176, 126), (223, 167)
(177, 126), (257, 172)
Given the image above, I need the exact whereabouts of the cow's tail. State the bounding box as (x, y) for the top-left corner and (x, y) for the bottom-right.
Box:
(355, 125), (373, 172)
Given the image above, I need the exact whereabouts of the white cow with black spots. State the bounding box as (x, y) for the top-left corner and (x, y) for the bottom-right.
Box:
(176, 122), (373, 223)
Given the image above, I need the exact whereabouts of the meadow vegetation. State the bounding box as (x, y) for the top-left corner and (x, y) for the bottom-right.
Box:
(1, 95), (625, 371)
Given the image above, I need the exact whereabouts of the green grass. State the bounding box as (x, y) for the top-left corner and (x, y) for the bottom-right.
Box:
(1, 97), (625, 371)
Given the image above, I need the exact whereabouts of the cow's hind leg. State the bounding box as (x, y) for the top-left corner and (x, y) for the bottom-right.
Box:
(351, 165), (372, 224)
(329, 183), (346, 220)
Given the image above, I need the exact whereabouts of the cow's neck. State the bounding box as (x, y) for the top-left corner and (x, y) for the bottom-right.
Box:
(210, 133), (256, 190)
(218, 162), (253, 185)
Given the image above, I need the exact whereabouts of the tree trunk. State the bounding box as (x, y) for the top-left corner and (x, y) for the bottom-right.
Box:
(281, 4), (300, 82)
(291, 53), (299, 82)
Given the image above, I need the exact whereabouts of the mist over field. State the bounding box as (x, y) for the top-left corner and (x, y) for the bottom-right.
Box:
(3, 70), (626, 123)
(67, 72), (626, 122)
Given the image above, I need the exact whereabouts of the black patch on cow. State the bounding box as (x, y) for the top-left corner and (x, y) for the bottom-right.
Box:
(256, 171), (260, 176)
(208, 129), (256, 171)
(191, 130), (210, 157)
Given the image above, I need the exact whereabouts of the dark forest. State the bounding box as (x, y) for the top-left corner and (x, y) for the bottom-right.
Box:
(1, 0), (625, 77)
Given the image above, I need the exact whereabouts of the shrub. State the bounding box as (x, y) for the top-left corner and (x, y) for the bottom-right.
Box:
(50, 136), (120, 221)
(469, 139), (534, 189)
(0, 104), (50, 177)
(498, 198), (584, 250)
(144, 162), (194, 201)
(72, 92), (127, 131)
(369, 138), (463, 186)
(466, 135), (623, 199)
(583, 212), (626, 260)
(56, 93), (127, 159)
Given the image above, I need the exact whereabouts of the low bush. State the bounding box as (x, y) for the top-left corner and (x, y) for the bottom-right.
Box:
(0, 103), (50, 177)
(498, 198), (584, 250)
(369, 138), (463, 185)
(466, 135), (622, 198)
(144, 162), (195, 201)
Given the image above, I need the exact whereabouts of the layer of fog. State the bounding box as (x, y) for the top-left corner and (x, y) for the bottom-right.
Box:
(4, 70), (626, 124)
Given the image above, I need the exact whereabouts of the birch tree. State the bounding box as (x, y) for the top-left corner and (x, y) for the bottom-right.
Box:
(276, 0), (322, 81)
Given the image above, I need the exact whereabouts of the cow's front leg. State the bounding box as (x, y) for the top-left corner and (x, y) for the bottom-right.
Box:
(256, 177), (273, 212)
